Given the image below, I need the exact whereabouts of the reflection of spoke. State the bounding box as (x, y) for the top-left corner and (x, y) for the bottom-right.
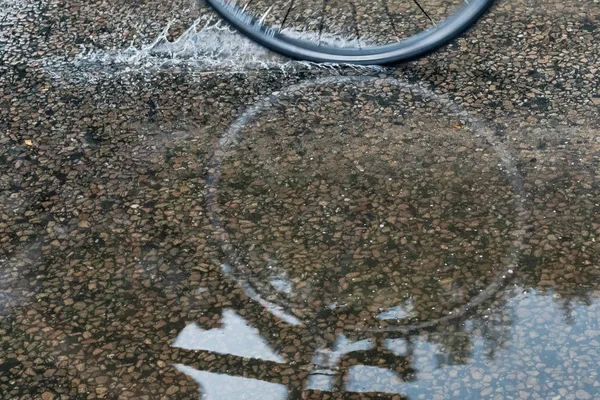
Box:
(412, 0), (436, 26)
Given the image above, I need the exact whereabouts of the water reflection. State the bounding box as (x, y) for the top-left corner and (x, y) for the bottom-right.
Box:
(207, 78), (527, 335)
(377, 301), (413, 320)
(175, 365), (289, 400)
(174, 291), (600, 399)
(173, 309), (284, 362)
(177, 78), (600, 398)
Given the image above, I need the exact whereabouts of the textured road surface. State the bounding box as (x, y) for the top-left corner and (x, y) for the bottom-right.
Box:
(1, 0), (600, 399)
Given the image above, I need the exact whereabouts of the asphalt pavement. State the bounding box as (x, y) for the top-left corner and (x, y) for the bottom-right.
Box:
(1, 0), (600, 399)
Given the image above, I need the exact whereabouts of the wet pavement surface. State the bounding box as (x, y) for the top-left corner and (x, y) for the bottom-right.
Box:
(1, 0), (600, 399)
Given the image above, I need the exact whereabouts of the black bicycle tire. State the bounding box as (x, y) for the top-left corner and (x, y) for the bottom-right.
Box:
(205, 0), (495, 65)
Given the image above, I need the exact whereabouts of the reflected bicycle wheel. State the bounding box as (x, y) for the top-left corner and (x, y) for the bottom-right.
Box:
(204, 0), (495, 64)
(206, 76), (528, 337)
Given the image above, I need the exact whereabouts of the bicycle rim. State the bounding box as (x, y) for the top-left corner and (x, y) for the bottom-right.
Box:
(205, 0), (495, 64)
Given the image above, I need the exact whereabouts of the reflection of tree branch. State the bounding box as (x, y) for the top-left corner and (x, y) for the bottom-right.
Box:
(432, 330), (473, 367)
(337, 348), (417, 381)
(364, 271), (513, 334)
(176, 349), (310, 387)
(302, 391), (411, 400)
(469, 294), (513, 361)
(175, 348), (414, 399)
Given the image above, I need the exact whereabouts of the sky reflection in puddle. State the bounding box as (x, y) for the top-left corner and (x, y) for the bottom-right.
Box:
(172, 289), (600, 399)
(174, 365), (289, 400)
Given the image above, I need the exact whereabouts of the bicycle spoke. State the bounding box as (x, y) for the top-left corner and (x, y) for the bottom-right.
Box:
(386, 0), (434, 38)
(313, 0), (362, 46)
(412, 0), (436, 26)
(423, 0), (466, 24)
(236, 0), (278, 27)
(349, 0), (362, 48)
(278, 0), (328, 35)
(352, 0), (399, 46)
(384, 0), (399, 39)
(279, 0), (296, 31)
(318, 0), (329, 44)
(206, 0), (492, 64)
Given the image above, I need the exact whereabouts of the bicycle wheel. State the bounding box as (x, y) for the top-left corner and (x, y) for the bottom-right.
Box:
(204, 0), (495, 65)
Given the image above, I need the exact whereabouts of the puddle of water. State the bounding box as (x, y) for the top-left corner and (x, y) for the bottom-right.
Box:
(172, 309), (284, 362)
(175, 365), (289, 400)
(206, 76), (527, 332)
(221, 263), (302, 326)
(174, 290), (600, 398)
(328, 334), (374, 366)
(377, 302), (413, 320)
(176, 76), (600, 398)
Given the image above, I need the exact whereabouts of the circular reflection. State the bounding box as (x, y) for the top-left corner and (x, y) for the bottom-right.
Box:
(206, 76), (527, 334)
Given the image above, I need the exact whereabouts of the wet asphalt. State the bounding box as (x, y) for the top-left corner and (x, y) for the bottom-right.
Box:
(1, 0), (600, 399)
